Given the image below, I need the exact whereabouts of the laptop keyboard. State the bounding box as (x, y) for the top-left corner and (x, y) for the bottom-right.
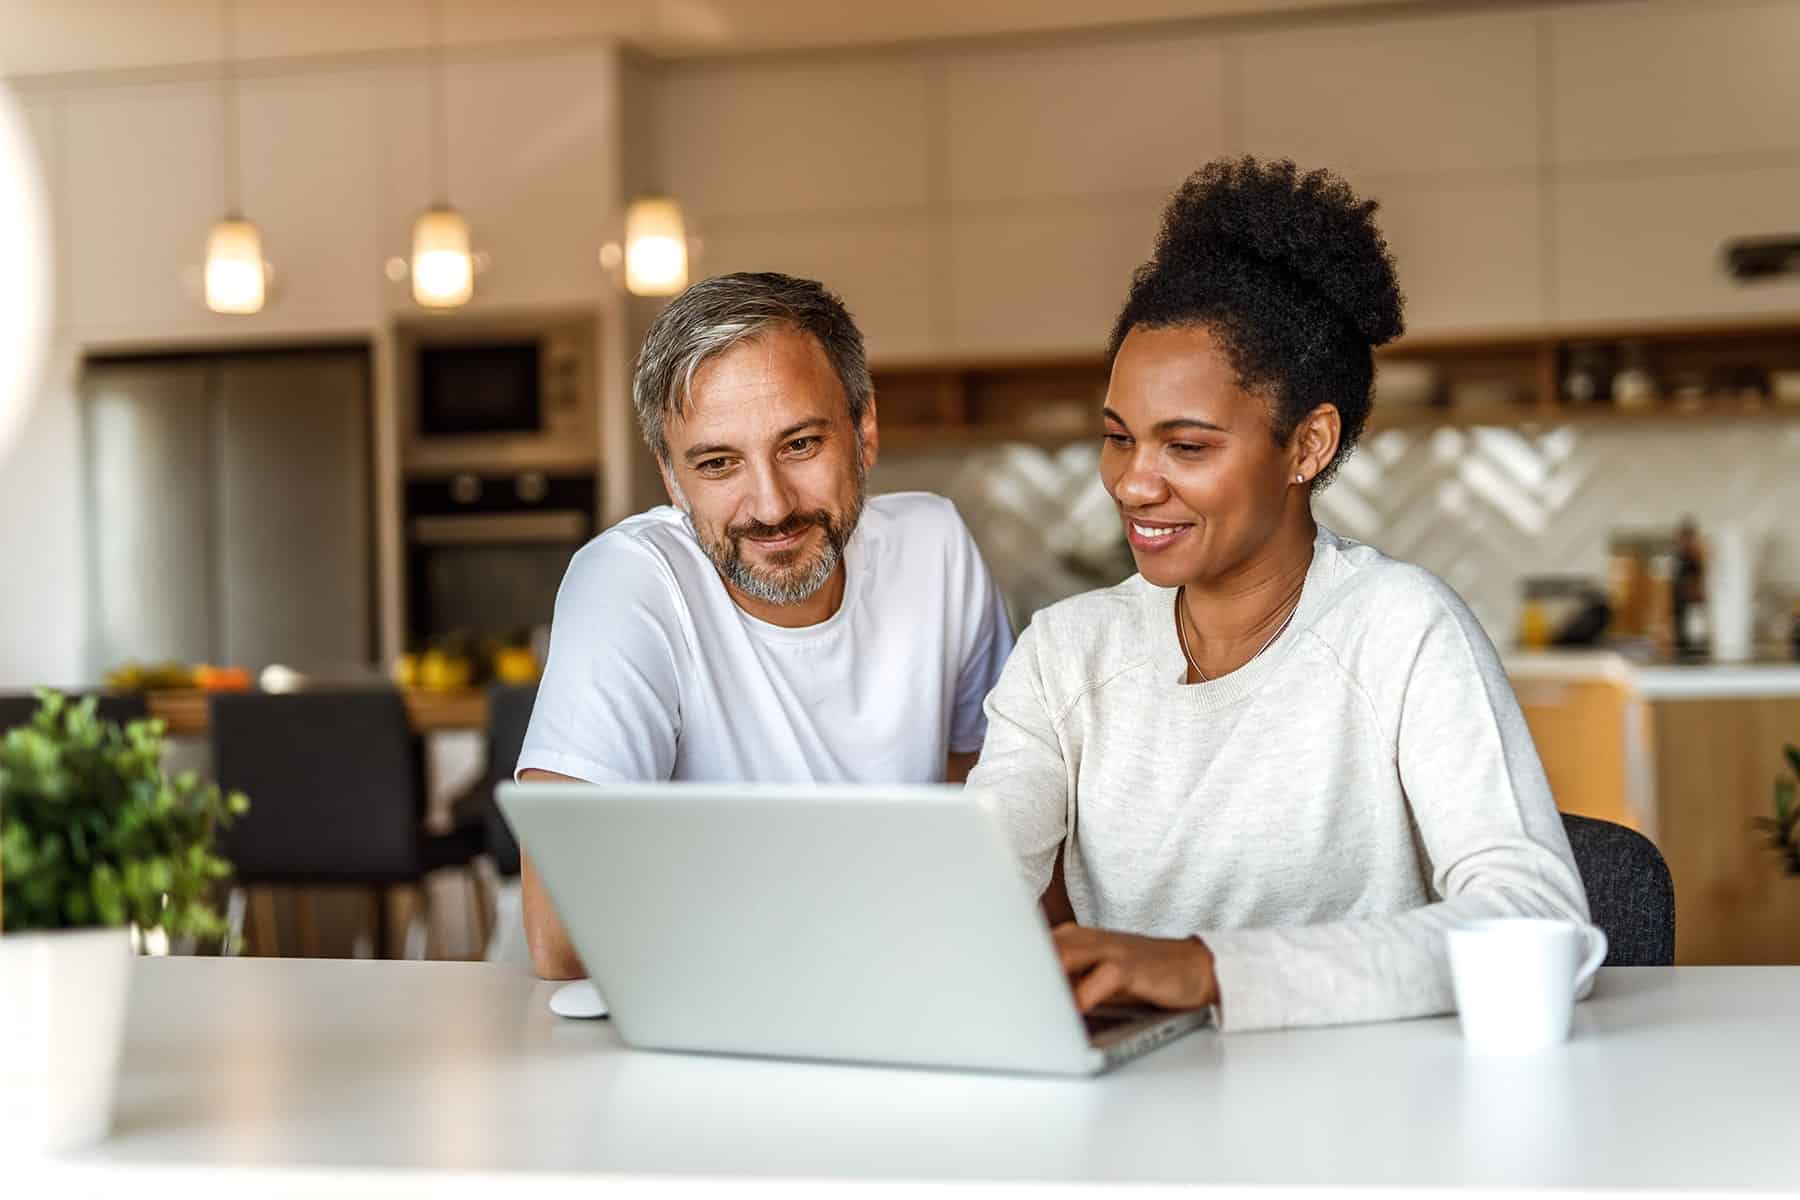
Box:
(1083, 1007), (1154, 1037)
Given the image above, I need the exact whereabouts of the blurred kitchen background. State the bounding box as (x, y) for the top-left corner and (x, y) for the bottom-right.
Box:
(3, 0), (1799, 966)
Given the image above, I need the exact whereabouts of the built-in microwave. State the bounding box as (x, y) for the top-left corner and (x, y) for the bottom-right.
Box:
(398, 310), (597, 475)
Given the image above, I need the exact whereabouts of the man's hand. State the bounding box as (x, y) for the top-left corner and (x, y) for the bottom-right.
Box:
(1052, 924), (1219, 1014)
(518, 768), (588, 980)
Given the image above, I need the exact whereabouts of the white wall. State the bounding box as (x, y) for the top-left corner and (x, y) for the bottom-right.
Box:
(1, 45), (625, 687)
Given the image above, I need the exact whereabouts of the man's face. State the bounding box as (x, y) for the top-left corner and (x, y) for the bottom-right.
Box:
(660, 325), (877, 615)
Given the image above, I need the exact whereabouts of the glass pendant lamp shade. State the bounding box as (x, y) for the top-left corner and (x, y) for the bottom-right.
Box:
(204, 217), (265, 314)
(624, 196), (689, 296)
(412, 207), (473, 308)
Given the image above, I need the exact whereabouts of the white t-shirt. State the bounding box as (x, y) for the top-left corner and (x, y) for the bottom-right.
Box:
(517, 491), (1014, 785)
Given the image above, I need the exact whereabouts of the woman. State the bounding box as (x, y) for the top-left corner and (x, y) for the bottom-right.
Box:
(965, 157), (1590, 1034)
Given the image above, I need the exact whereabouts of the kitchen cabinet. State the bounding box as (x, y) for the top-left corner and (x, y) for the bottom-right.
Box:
(85, 361), (216, 665)
(945, 36), (1224, 207)
(1551, 0), (1800, 166)
(1509, 653), (1800, 966)
(63, 81), (219, 334)
(82, 349), (373, 675)
(376, 50), (620, 314)
(235, 71), (383, 324)
(1239, 10), (1539, 177)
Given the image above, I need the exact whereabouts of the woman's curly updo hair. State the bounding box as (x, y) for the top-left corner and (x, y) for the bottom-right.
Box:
(1109, 157), (1404, 489)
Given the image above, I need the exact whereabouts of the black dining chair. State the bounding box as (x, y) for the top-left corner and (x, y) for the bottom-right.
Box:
(0, 690), (150, 733)
(209, 688), (486, 959)
(481, 682), (539, 880)
(1560, 812), (1676, 966)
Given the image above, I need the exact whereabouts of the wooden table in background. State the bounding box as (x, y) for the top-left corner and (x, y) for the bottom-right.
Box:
(146, 688), (491, 737)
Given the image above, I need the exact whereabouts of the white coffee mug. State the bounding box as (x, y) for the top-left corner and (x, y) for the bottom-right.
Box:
(1446, 918), (1607, 1054)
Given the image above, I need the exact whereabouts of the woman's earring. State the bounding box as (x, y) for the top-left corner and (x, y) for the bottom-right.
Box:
(1295, 473), (1305, 484)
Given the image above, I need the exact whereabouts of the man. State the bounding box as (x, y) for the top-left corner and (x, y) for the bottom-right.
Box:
(517, 271), (1014, 979)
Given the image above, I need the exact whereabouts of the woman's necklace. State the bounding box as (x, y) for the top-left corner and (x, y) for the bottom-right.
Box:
(1175, 585), (1301, 684)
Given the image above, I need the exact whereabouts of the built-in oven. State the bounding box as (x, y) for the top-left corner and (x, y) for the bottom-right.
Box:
(398, 310), (597, 476)
(404, 471), (596, 645)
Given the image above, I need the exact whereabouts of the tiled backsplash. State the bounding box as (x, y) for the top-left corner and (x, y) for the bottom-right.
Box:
(874, 421), (1800, 649)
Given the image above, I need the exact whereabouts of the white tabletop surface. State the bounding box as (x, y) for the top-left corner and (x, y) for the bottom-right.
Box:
(42, 958), (1800, 1195)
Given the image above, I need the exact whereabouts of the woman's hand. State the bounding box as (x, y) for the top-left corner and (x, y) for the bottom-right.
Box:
(1052, 924), (1219, 1013)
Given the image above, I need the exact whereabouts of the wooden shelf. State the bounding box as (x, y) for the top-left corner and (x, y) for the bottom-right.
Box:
(870, 316), (1800, 448)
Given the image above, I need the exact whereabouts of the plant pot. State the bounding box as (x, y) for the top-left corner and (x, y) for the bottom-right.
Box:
(0, 925), (134, 1152)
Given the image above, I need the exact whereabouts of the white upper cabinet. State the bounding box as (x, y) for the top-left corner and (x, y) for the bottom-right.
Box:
(377, 49), (619, 312)
(694, 222), (938, 362)
(1239, 12), (1540, 176)
(1553, 0), (1800, 165)
(1368, 179), (1545, 334)
(655, 58), (931, 221)
(947, 199), (1161, 356)
(237, 70), (382, 324)
(944, 36), (1225, 208)
(1553, 164), (1800, 322)
(63, 81), (220, 335)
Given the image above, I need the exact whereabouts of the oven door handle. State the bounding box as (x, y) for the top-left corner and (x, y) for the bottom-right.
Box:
(408, 511), (589, 545)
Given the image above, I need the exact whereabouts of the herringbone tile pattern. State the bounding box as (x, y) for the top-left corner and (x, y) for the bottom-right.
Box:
(880, 422), (1800, 646)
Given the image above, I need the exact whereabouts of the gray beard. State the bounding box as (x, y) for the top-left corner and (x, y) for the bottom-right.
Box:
(719, 533), (845, 607)
(681, 463), (866, 609)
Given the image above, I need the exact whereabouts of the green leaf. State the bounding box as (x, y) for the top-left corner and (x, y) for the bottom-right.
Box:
(0, 690), (249, 933)
(1785, 744), (1800, 781)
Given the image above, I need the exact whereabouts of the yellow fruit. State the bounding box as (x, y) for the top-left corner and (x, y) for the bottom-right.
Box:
(393, 653), (419, 688)
(418, 649), (453, 691)
(494, 647), (539, 684)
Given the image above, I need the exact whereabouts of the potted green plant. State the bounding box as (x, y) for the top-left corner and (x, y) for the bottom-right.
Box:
(0, 692), (246, 1151)
(1754, 744), (1800, 876)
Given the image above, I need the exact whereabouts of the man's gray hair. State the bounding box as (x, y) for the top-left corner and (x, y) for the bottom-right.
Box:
(632, 271), (874, 462)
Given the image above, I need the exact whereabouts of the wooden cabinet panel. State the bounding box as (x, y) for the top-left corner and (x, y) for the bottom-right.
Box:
(945, 36), (1224, 207)
(695, 223), (937, 362)
(947, 201), (1160, 357)
(655, 58), (930, 220)
(1651, 697), (1800, 966)
(1370, 178), (1544, 334)
(1514, 678), (1634, 828)
(1553, 165), (1800, 323)
(1239, 12), (1539, 176)
(1552, 0), (1800, 165)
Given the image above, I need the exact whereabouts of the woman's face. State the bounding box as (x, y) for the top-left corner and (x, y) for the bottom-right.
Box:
(1099, 323), (1312, 590)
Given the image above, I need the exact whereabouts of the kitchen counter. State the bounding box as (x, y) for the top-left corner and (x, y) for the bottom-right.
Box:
(1505, 648), (1800, 698)
(1505, 650), (1800, 966)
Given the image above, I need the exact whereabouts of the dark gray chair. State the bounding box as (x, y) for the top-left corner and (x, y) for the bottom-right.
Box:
(1561, 812), (1675, 966)
(0, 691), (149, 733)
(210, 688), (485, 958)
(481, 682), (539, 879)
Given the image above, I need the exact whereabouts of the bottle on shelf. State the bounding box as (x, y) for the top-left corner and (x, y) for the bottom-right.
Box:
(1671, 517), (1709, 659)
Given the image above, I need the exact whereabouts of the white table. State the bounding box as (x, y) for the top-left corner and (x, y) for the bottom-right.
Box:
(42, 958), (1800, 1195)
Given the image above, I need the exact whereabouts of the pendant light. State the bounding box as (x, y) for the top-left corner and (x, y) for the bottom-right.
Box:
(411, 0), (473, 308)
(623, 196), (689, 296)
(204, 0), (266, 314)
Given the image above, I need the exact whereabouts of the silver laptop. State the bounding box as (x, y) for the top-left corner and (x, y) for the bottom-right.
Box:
(498, 780), (1208, 1076)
